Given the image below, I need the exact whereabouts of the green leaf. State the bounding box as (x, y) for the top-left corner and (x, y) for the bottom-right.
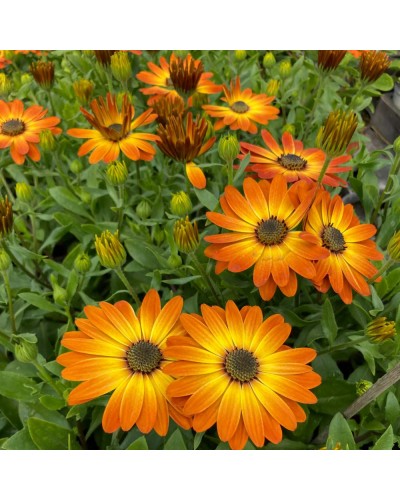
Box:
(0, 395), (21, 429)
(164, 429), (187, 450)
(2, 427), (38, 450)
(313, 379), (356, 415)
(18, 292), (62, 313)
(233, 152), (250, 183)
(194, 431), (205, 450)
(27, 418), (78, 450)
(49, 186), (92, 219)
(327, 413), (356, 450)
(124, 239), (160, 269)
(0, 372), (38, 401)
(385, 392), (400, 425)
(162, 275), (201, 285)
(127, 436), (148, 450)
(66, 269), (79, 299)
(194, 187), (219, 211)
(39, 395), (66, 411)
(372, 425), (394, 450)
(321, 298), (338, 345)
(372, 73), (394, 92)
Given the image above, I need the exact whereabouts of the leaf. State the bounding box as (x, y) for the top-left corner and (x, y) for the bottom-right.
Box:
(327, 413), (356, 450)
(164, 429), (187, 450)
(321, 298), (338, 345)
(194, 431), (205, 450)
(66, 269), (79, 299)
(39, 395), (66, 411)
(127, 436), (148, 450)
(124, 239), (160, 269)
(0, 372), (38, 401)
(18, 292), (62, 313)
(162, 275), (201, 285)
(372, 425), (394, 450)
(49, 186), (92, 219)
(313, 379), (356, 415)
(194, 187), (219, 211)
(372, 73), (394, 92)
(27, 418), (78, 450)
(385, 392), (400, 425)
(233, 152), (250, 183)
(0, 395), (21, 429)
(2, 427), (38, 450)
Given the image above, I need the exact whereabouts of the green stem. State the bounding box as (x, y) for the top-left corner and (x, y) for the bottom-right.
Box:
(0, 169), (15, 202)
(117, 185), (125, 233)
(367, 259), (394, 284)
(303, 72), (326, 141)
(0, 330), (13, 350)
(318, 336), (366, 355)
(226, 160), (233, 186)
(1, 271), (16, 334)
(105, 70), (114, 94)
(190, 253), (223, 306)
(32, 360), (64, 398)
(46, 89), (56, 115)
(115, 267), (140, 307)
(371, 153), (400, 225)
(28, 210), (38, 254)
(136, 163), (141, 192)
(348, 81), (368, 111)
(316, 155), (332, 186)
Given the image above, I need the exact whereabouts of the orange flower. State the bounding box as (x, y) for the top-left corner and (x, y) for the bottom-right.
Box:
(203, 76), (279, 134)
(348, 50), (368, 59)
(57, 289), (191, 435)
(305, 190), (383, 304)
(205, 176), (329, 300)
(0, 99), (61, 165)
(240, 130), (352, 187)
(165, 302), (321, 450)
(136, 53), (221, 105)
(68, 93), (159, 164)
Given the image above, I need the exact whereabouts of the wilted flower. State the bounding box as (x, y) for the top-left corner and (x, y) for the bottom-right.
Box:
(152, 94), (185, 126)
(173, 217), (199, 253)
(30, 60), (55, 89)
(318, 50), (346, 71)
(316, 110), (358, 157)
(366, 317), (396, 342)
(95, 230), (126, 269)
(94, 50), (117, 67)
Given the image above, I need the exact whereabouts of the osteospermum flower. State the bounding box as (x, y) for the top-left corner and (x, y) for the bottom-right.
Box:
(57, 289), (191, 435)
(0, 99), (61, 165)
(68, 93), (159, 164)
(202, 76), (279, 134)
(305, 190), (383, 304)
(205, 176), (329, 300)
(165, 302), (321, 450)
(240, 130), (352, 187)
(136, 53), (221, 105)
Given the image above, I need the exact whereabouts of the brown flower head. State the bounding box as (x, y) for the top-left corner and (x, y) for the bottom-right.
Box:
(0, 196), (13, 238)
(360, 51), (390, 83)
(30, 60), (55, 89)
(317, 51), (347, 71)
(153, 94), (185, 126)
(94, 50), (117, 67)
(169, 54), (204, 96)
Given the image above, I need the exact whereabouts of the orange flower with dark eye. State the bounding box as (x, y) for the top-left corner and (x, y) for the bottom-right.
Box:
(68, 93), (159, 164)
(305, 190), (383, 304)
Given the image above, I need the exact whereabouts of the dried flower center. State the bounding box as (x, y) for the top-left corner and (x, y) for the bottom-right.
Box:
(1, 119), (25, 136)
(230, 100), (250, 114)
(321, 224), (346, 253)
(225, 348), (258, 382)
(278, 153), (307, 171)
(256, 216), (288, 246)
(126, 340), (162, 373)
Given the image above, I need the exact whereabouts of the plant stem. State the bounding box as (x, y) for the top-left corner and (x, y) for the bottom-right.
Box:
(136, 163), (141, 192)
(226, 160), (233, 186)
(117, 184), (125, 233)
(348, 81), (368, 111)
(115, 267), (140, 306)
(370, 152), (400, 225)
(367, 259), (394, 284)
(0, 169), (15, 202)
(303, 73), (326, 141)
(318, 336), (366, 355)
(1, 271), (16, 334)
(317, 155), (332, 186)
(0, 330), (13, 350)
(190, 253), (223, 306)
(32, 360), (64, 398)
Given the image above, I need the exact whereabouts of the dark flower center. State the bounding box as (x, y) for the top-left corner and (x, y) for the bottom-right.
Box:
(256, 216), (288, 245)
(126, 340), (162, 373)
(321, 224), (346, 253)
(230, 101), (250, 114)
(225, 348), (258, 383)
(278, 153), (307, 171)
(1, 119), (25, 136)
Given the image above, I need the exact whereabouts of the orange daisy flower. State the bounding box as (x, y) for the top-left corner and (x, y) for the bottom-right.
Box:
(68, 93), (159, 164)
(0, 99), (61, 165)
(57, 289), (191, 435)
(165, 302), (321, 450)
(240, 130), (352, 187)
(202, 76), (279, 134)
(205, 176), (329, 300)
(348, 50), (368, 59)
(136, 53), (221, 105)
(305, 190), (383, 304)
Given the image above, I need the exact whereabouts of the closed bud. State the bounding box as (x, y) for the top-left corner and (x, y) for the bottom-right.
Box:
(74, 252), (91, 273)
(152, 226), (165, 245)
(167, 254), (182, 268)
(39, 129), (56, 151)
(234, 50), (247, 61)
(360, 51), (390, 83)
(173, 216), (199, 253)
(30, 60), (55, 89)
(50, 275), (68, 305)
(218, 134), (240, 165)
(282, 123), (296, 135)
(318, 50), (346, 72)
(170, 191), (192, 217)
(21, 73), (33, 85)
(265, 79), (280, 97)
(356, 379), (373, 396)
(73, 79), (94, 106)
(366, 316), (396, 342)
(95, 230), (126, 269)
(0, 248), (11, 271)
(393, 136), (400, 155)
(0, 196), (13, 239)
(111, 52), (132, 83)
(387, 231), (400, 262)
(79, 189), (91, 204)
(70, 159), (84, 175)
(0, 73), (12, 96)
(263, 52), (276, 68)
(16, 182), (33, 203)
(106, 160), (128, 186)
(316, 110), (358, 157)
(278, 60), (292, 78)
(136, 200), (152, 219)
(94, 50), (117, 67)
(14, 337), (38, 363)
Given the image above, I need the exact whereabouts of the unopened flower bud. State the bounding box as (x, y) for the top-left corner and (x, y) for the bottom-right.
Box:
(16, 182), (33, 203)
(265, 79), (280, 97)
(263, 52), (276, 68)
(316, 110), (358, 157)
(39, 129), (56, 151)
(0, 248), (11, 271)
(50, 275), (68, 305)
(356, 379), (373, 396)
(95, 230), (126, 269)
(387, 231), (400, 262)
(167, 254), (182, 268)
(278, 60), (291, 78)
(0, 196), (13, 239)
(234, 50), (247, 61)
(393, 136), (400, 155)
(173, 217), (199, 253)
(136, 200), (152, 219)
(366, 316), (396, 342)
(152, 226), (165, 245)
(111, 52), (132, 83)
(30, 60), (55, 89)
(21, 74), (33, 85)
(170, 191), (192, 217)
(74, 252), (91, 273)
(106, 160), (128, 186)
(14, 336), (38, 363)
(73, 79), (94, 106)
(70, 160), (84, 175)
(282, 123), (296, 135)
(79, 189), (91, 204)
(218, 134), (240, 165)
(0, 73), (12, 96)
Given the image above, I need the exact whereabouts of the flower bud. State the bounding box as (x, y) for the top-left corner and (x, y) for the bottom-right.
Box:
(106, 160), (128, 186)
(111, 52), (132, 83)
(79, 189), (91, 204)
(14, 337), (38, 363)
(70, 159), (84, 175)
(356, 379), (373, 396)
(387, 231), (400, 262)
(173, 217), (199, 253)
(318, 51), (346, 72)
(94, 50), (117, 67)
(167, 254), (182, 268)
(95, 230), (126, 269)
(136, 200), (152, 219)
(263, 52), (276, 68)
(170, 191), (192, 217)
(39, 129), (56, 151)
(366, 316), (396, 342)
(316, 110), (358, 157)
(393, 136), (400, 155)
(218, 134), (240, 165)
(0, 73), (12, 96)
(152, 225), (165, 245)
(282, 123), (296, 135)
(74, 252), (91, 273)
(50, 274), (68, 305)
(0, 196), (13, 239)
(30, 60), (55, 89)
(21, 73), (33, 85)
(0, 248), (11, 271)
(265, 79), (280, 97)
(73, 79), (94, 106)
(278, 60), (292, 78)
(360, 51), (390, 83)
(16, 182), (33, 203)
(234, 50), (247, 61)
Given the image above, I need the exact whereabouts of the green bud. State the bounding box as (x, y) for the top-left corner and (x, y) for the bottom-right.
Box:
(393, 136), (400, 154)
(263, 52), (276, 68)
(79, 189), (91, 204)
(111, 52), (132, 83)
(0, 248), (11, 271)
(14, 336), (38, 363)
(387, 231), (400, 262)
(218, 134), (240, 165)
(106, 160), (128, 186)
(74, 252), (91, 273)
(356, 379), (373, 396)
(53, 283), (68, 305)
(168, 254), (182, 269)
(234, 50), (247, 61)
(170, 191), (192, 217)
(95, 230), (126, 269)
(282, 123), (296, 136)
(70, 160), (84, 175)
(16, 182), (33, 203)
(0, 73), (12, 96)
(21, 73), (33, 85)
(152, 226), (165, 246)
(279, 60), (292, 78)
(265, 79), (280, 97)
(136, 200), (152, 219)
(39, 129), (56, 151)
